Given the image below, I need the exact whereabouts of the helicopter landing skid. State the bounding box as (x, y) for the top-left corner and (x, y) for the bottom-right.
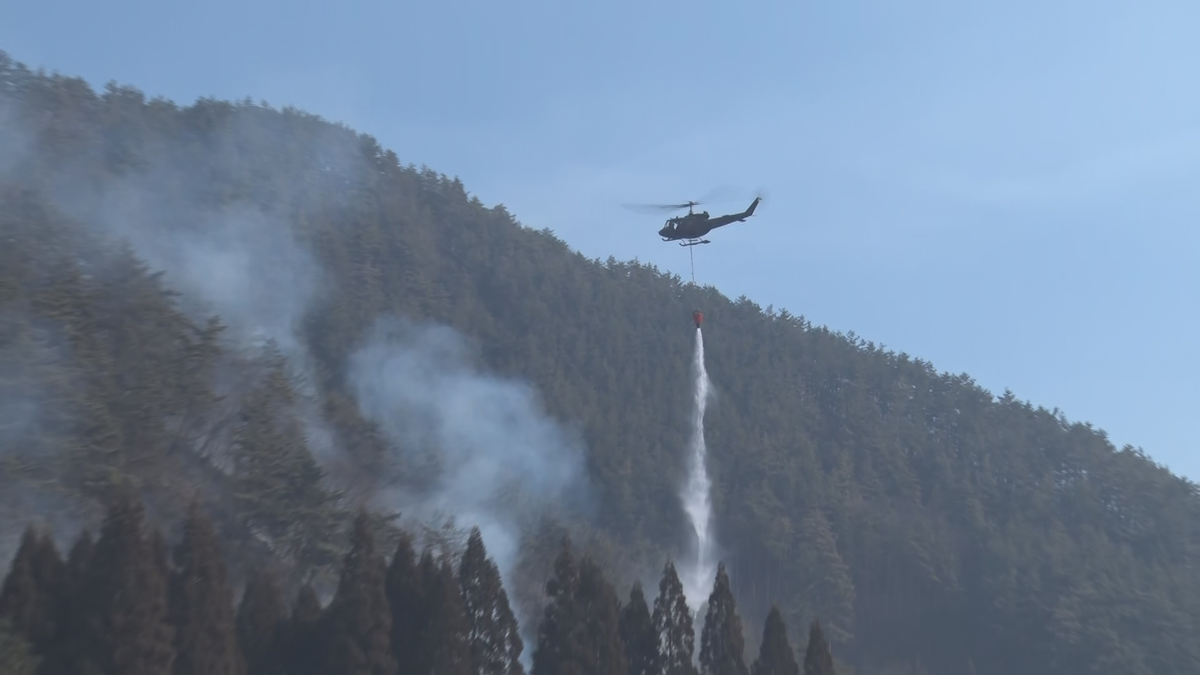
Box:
(679, 239), (711, 247)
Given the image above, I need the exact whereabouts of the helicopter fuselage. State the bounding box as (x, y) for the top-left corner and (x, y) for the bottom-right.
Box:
(658, 197), (761, 244)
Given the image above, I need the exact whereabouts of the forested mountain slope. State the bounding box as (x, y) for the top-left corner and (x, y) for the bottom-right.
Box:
(1, 51), (1198, 675)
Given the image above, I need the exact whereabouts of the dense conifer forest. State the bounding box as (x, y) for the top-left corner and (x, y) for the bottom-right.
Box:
(1, 50), (1198, 674)
(1, 497), (836, 675)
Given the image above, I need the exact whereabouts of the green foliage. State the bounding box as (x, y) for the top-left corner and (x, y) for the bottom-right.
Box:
(577, 555), (629, 675)
(77, 496), (176, 675)
(785, 511), (853, 647)
(700, 564), (748, 675)
(280, 585), (322, 675)
(652, 560), (697, 675)
(751, 607), (799, 675)
(319, 511), (397, 675)
(619, 583), (661, 675)
(802, 621), (835, 675)
(0, 618), (40, 675)
(459, 527), (525, 675)
(0, 527), (65, 659)
(228, 353), (344, 575)
(49, 530), (97, 675)
(235, 570), (286, 675)
(168, 504), (246, 675)
(383, 532), (423, 673)
(416, 551), (472, 675)
(531, 538), (585, 675)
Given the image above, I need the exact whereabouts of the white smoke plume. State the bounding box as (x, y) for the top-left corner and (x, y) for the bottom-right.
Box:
(0, 101), (31, 178)
(0, 320), (95, 567)
(27, 110), (366, 465)
(1, 85), (595, 629)
(347, 316), (595, 597)
(47, 160), (329, 382)
(135, 207), (315, 358)
(680, 327), (717, 618)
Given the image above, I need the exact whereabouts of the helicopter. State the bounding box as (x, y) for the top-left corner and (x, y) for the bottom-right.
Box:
(626, 196), (762, 246)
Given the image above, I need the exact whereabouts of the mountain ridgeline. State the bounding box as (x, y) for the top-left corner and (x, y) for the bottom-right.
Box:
(1, 50), (1198, 675)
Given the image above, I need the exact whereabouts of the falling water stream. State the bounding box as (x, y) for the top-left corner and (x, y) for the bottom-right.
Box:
(680, 326), (716, 616)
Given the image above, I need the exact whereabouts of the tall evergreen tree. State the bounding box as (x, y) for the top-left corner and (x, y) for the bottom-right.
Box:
(459, 527), (525, 675)
(281, 585), (322, 675)
(577, 555), (629, 675)
(0, 526), (65, 658)
(751, 607), (798, 675)
(531, 537), (585, 675)
(620, 582), (661, 675)
(293, 584), (324, 624)
(385, 531), (424, 673)
(230, 357), (343, 570)
(653, 560), (697, 675)
(236, 569), (285, 675)
(699, 564), (747, 675)
(417, 551), (472, 675)
(801, 621), (835, 675)
(168, 503), (246, 675)
(321, 511), (398, 675)
(62, 531), (94, 591)
(46, 530), (96, 675)
(789, 512), (854, 648)
(78, 496), (175, 675)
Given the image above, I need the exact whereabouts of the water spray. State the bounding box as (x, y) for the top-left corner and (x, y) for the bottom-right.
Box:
(679, 320), (716, 619)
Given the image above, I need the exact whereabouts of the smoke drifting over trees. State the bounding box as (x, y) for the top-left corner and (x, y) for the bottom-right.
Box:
(0, 51), (600, 627)
(2, 50), (1200, 675)
(347, 317), (595, 594)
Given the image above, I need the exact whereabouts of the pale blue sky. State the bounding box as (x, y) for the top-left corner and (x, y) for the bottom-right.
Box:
(3, 1), (1197, 480)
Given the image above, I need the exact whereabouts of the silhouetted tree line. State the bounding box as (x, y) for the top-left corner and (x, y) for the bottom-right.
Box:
(0, 499), (841, 675)
(2, 49), (1199, 675)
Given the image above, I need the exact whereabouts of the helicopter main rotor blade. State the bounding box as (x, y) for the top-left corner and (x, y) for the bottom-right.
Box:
(620, 201), (699, 214)
(621, 186), (750, 214)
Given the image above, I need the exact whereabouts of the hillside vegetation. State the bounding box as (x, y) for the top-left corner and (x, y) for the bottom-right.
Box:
(2, 496), (842, 675)
(1, 50), (1198, 675)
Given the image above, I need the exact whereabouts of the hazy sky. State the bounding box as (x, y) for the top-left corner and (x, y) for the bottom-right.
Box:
(3, 0), (1197, 480)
